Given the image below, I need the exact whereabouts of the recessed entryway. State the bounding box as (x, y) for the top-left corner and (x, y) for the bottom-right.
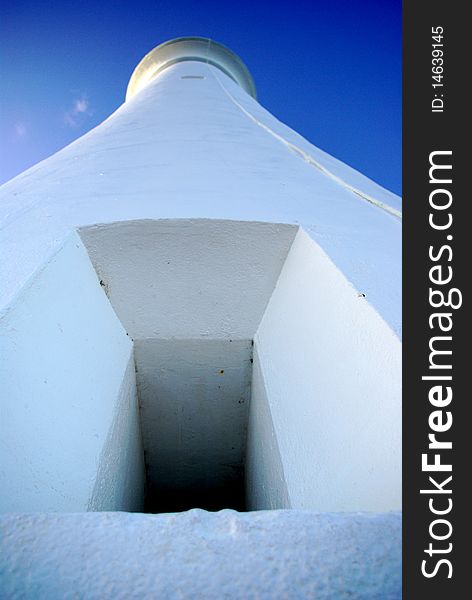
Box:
(137, 338), (252, 512)
(79, 218), (297, 513)
(0, 218), (401, 514)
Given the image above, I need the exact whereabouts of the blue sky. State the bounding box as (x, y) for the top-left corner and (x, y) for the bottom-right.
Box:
(0, 0), (401, 194)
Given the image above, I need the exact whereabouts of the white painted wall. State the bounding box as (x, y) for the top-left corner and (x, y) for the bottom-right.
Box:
(246, 352), (291, 510)
(78, 219), (297, 511)
(0, 216), (401, 514)
(88, 356), (145, 512)
(0, 60), (401, 339)
(0, 42), (401, 515)
(0, 233), (144, 512)
(250, 229), (401, 511)
(0, 219), (401, 513)
(78, 219), (298, 340)
(77, 218), (400, 513)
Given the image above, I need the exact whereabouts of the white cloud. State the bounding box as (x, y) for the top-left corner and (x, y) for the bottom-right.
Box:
(74, 98), (89, 113)
(64, 95), (91, 127)
(14, 122), (27, 138)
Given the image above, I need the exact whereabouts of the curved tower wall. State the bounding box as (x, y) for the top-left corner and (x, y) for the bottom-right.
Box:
(0, 46), (401, 513)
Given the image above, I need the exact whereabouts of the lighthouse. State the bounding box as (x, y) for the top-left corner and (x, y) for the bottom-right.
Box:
(0, 38), (401, 596)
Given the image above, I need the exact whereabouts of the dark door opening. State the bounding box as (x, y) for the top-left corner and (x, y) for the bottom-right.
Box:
(135, 338), (252, 514)
(144, 474), (246, 513)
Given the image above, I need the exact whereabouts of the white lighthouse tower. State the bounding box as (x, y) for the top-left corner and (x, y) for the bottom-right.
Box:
(0, 38), (401, 597)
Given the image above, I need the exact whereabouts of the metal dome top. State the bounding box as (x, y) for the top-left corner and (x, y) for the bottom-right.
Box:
(126, 37), (257, 101)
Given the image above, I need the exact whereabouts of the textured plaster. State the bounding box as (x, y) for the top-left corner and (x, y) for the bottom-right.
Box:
(0, 233), (142, 512)
(0, 220), (401, 513)
(0, 48), (402, 595)
(88, 356), (144, 512)
(246, 351), (291, 510)
(78, 219), (298, 340)
(0, 61), (401, 337)
(0, 510), (401, 599)
(255, 229), (402, 511)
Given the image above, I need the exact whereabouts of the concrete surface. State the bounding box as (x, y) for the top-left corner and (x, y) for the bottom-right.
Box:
(0, 60), (401, 337)
(0, 40), (402, 597)
(0, 233), (143, 513)
(0, 510), (401, 600)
